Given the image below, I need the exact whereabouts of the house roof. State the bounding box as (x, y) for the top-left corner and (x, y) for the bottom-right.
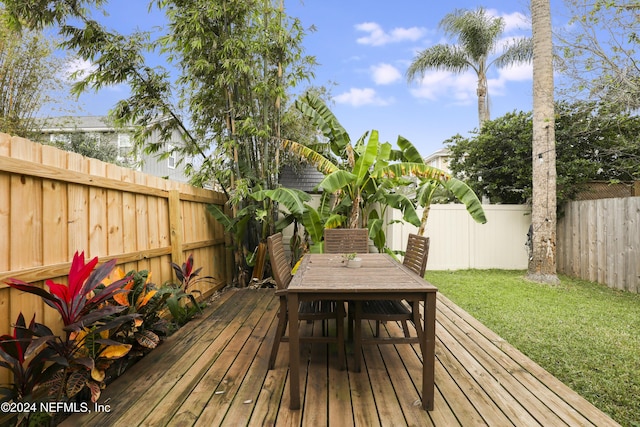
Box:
(423, 147), (450, 164)
(279, 164), (324, 193)
(39, 116), (134, 133)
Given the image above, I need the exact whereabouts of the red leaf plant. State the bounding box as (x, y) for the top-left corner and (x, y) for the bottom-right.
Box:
(0, 313), (52, 400)
(0, 313), (55, 426)
(4, 252), (142, 405)
(5, 251), (132, 335)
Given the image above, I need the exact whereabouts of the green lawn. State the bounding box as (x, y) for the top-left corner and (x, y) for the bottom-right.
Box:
(425, 270), (640, 427)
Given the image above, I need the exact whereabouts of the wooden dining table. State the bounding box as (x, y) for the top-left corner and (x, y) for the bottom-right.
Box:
(286, 253), (438, 411)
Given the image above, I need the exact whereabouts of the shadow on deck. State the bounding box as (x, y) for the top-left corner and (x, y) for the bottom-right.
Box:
(63, 288), (619, 426)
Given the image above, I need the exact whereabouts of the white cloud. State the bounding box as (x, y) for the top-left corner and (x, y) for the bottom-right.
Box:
(409, 62), (533, 103)
(486, 9), (531, 33)
(371, 63), (402, 85)
(64, 58), (96, 81)
(489, 63), (533, 96)
(501, 11), (531, 33)
(63, 57), (127, 92)
(333, 88), (393, 107)
(409, 70), (476, 104)
(498, 63), (532, 82)
(356, 22), (426, 46)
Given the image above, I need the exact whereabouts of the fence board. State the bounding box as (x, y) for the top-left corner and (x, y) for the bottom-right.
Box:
(42, 146), (69, 265)
(558, 197), (640, 293)
(0, 134), (229, 340)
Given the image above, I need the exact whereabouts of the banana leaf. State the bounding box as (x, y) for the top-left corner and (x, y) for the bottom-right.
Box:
(251, 188), (311, 216)
(324, 214), (346, 229)
(301, 204), (324, 243)
(318, 170), (357, 193)
(352, 130), (379, 186)
(372, 141), (393, 174)
(367, 210), (386, 251)
(295, 93), (350, 151)
(443, 177), (487, 224)
(396, 135), (424, 163)
(384, 193), (421, 227)
(374, 162), (450, 181)
(282, 139), (339, 176)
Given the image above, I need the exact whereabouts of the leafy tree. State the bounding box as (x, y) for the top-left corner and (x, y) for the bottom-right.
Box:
(446, 101), (640, 205)
(406, 7), (533, 126)
(2, 0), (316, 286)
(0, 9), (66, 138)
(44, 132), (126, 166)
(557, 0), (640, 111)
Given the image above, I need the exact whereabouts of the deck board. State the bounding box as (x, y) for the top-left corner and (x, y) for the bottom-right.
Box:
(62, 288), (621, 427)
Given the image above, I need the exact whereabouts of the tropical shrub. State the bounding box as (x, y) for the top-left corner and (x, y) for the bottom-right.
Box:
(107, 269), (171, 377)
(281, 93), (486, 250)
(0, 314), (54, 427)
(5, 252), (133, 335)
(162, 254), (213, 327)
(4, 252), (138, 405)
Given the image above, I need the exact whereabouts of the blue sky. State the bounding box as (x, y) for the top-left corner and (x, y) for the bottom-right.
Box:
(57, 0), (568, 157)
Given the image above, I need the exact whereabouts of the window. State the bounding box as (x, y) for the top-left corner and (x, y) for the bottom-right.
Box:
(50, 133), (70, 144)
(167, 144), (176, 169)
(117, 133), (133, 160)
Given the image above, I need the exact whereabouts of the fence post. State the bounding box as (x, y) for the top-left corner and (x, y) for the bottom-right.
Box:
(169, 190), (184, 269)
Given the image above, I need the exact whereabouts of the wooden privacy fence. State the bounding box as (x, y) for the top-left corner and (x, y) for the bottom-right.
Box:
(557, 197), (640, 293)
(0, 134), (231, 355)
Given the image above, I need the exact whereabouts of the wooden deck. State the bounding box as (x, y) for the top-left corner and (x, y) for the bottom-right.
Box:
(63, 288), (620, 426)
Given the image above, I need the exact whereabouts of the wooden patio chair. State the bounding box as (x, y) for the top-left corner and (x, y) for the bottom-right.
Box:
(267, 233), (345, 370)
(323, 228), (369, 254)
(351, 234), (430, 358)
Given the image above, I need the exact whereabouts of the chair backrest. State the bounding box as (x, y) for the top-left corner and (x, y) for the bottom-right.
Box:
(267, 233), (292, 290)
(403, 234), (430, 277)
(324, 228), (369, 254)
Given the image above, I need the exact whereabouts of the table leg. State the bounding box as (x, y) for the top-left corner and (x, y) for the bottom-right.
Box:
(288, 293), (300, 409)
(422, 292), (436, 410)
(353, 300), (362, 373)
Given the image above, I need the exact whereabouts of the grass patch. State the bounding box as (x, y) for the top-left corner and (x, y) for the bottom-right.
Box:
(425, 269), (640, 427)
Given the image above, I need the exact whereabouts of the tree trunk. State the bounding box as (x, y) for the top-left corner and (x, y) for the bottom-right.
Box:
(477, 68), (490, 126)
(417, 204), (431, 236)
(528, 0), (559, 284)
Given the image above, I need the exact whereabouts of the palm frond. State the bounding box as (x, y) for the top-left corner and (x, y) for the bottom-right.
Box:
(406, 44), (470, 81)
(493, 37), (534, 68)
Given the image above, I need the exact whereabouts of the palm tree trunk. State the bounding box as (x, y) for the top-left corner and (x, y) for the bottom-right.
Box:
(528, 0), (559, 283)
(477, 67), (490, 125)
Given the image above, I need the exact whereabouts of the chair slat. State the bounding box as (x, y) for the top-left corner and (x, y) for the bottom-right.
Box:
(267, 233), (292, 290)
(324, 228), (369, 254)
(403, 234), (430, 277)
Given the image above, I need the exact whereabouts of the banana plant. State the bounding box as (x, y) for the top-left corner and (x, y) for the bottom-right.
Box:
(286, 92), (486, 247)
(374, 162), (487, 231)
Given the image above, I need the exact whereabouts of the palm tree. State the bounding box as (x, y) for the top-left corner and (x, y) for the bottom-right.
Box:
(529, 0), (559, 283)
(406, 7), (533, 126)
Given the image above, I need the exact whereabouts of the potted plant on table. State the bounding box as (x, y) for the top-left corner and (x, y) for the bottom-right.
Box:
(342, 253), (362, 268)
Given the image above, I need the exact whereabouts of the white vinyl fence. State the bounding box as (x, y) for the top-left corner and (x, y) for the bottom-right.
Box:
(281, 197), (531, 270)
(384, 204), (531, 270)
